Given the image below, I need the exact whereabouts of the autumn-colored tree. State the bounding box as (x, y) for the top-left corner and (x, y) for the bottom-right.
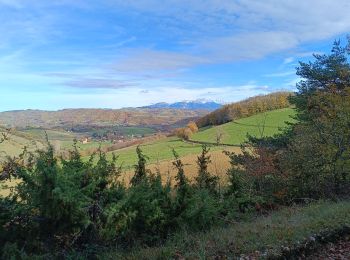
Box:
(174, 127), (193, 140)
(187, 121), (198, 133)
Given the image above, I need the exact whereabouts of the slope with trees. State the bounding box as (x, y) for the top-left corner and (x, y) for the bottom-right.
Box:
(196, 91), (292, 127)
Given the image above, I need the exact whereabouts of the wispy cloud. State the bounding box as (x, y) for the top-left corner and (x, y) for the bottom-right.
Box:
(283, 57), (294, 65)
(113, 49), (209, 73)
(65, 78), (136, 89)
(264, 71), (295, 78)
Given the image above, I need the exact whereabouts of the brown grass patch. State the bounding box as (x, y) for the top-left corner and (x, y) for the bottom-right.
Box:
(120, 147), (241, 186)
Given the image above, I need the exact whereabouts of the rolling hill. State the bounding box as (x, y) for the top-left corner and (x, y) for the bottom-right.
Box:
(99, 108), (296, 169)
(192, 108), (296, 145)
(196, 92), (292, 127)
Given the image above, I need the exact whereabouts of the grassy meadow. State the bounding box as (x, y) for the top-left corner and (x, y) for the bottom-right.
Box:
(0, 132), (44, 157)
(96, 108), (296, 171)
(98, 137), (226, 169)
(192, 108), (296, 145)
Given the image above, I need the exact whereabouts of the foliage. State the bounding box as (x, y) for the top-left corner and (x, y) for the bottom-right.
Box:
(130, 145), (150, 186)
(0, 144), (224, 256)
(225, 39), (350, 202)
(172, 149), (191, 214)
(186, 121), (199, 133)
(174, 127), (193, 140)
(194, 145), (219, 192)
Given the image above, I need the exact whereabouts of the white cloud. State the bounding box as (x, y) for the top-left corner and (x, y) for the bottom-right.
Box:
(199, 31), (299, 62)
(113, 49), (209, 73)
(107, 0), (350, 65)
(264, 71), (295, 78)
(283, 57), (294, 65)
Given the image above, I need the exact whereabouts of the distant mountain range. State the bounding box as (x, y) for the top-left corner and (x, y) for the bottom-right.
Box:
(0, 101), (221, 129)
(0, 108), (207, 129)
(141, 100), (222, 111)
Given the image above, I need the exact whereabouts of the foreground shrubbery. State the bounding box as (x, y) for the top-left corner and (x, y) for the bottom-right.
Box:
(109, 200), (350, 259)
(1, 40), (350, 258)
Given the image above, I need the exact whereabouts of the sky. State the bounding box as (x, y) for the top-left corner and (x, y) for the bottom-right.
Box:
(1, 0), (350, 111)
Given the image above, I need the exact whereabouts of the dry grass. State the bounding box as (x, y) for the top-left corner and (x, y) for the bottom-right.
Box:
(0, 179), (21, 197)
(0, 147), (241, 197)
(120, 147), (241, 186)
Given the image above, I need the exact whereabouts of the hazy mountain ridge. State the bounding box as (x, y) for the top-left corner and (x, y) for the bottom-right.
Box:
(0, 108), (208, 129)
(141, 100), (222, 110)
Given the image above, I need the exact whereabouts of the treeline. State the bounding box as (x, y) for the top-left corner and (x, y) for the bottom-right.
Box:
(197, 92), (292, 127)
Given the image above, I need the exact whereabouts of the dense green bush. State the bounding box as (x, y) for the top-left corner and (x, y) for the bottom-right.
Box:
(0, 142), (225, 257)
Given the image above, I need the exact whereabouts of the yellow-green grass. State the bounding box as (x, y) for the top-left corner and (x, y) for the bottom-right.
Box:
(192, 108), (296, 145)
(0, 133), (44, 157)
(21, 128), (79, 141)
(0, 128), (112, 158)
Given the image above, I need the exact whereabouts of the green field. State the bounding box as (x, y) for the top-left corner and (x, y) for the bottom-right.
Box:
(1, 109), (296, 167)
(100, 108), (296, 169)
(85, 126), (156, 137)
(191, 108), (296, 145)
(21, 128), (79, 141)
(99, 137), (217, 170)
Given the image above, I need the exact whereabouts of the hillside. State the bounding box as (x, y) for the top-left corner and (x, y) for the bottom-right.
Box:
(0, 130), (44, 158)
(0, 108), (207, 129)
(197, 92), (293, 127)
(192, 108), (296, 145)
(95, 108), (295, 170)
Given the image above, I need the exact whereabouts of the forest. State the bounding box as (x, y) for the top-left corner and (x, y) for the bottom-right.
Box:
(0, 40), (350, 258)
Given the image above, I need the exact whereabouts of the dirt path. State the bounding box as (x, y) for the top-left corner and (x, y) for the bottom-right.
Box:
(306, 235), (350, 259)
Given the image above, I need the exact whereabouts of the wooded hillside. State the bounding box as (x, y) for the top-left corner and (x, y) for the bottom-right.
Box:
(196, 92), (292, 127)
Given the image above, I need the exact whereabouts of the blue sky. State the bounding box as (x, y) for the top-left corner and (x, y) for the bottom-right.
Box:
(1, 0), (350, 111)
